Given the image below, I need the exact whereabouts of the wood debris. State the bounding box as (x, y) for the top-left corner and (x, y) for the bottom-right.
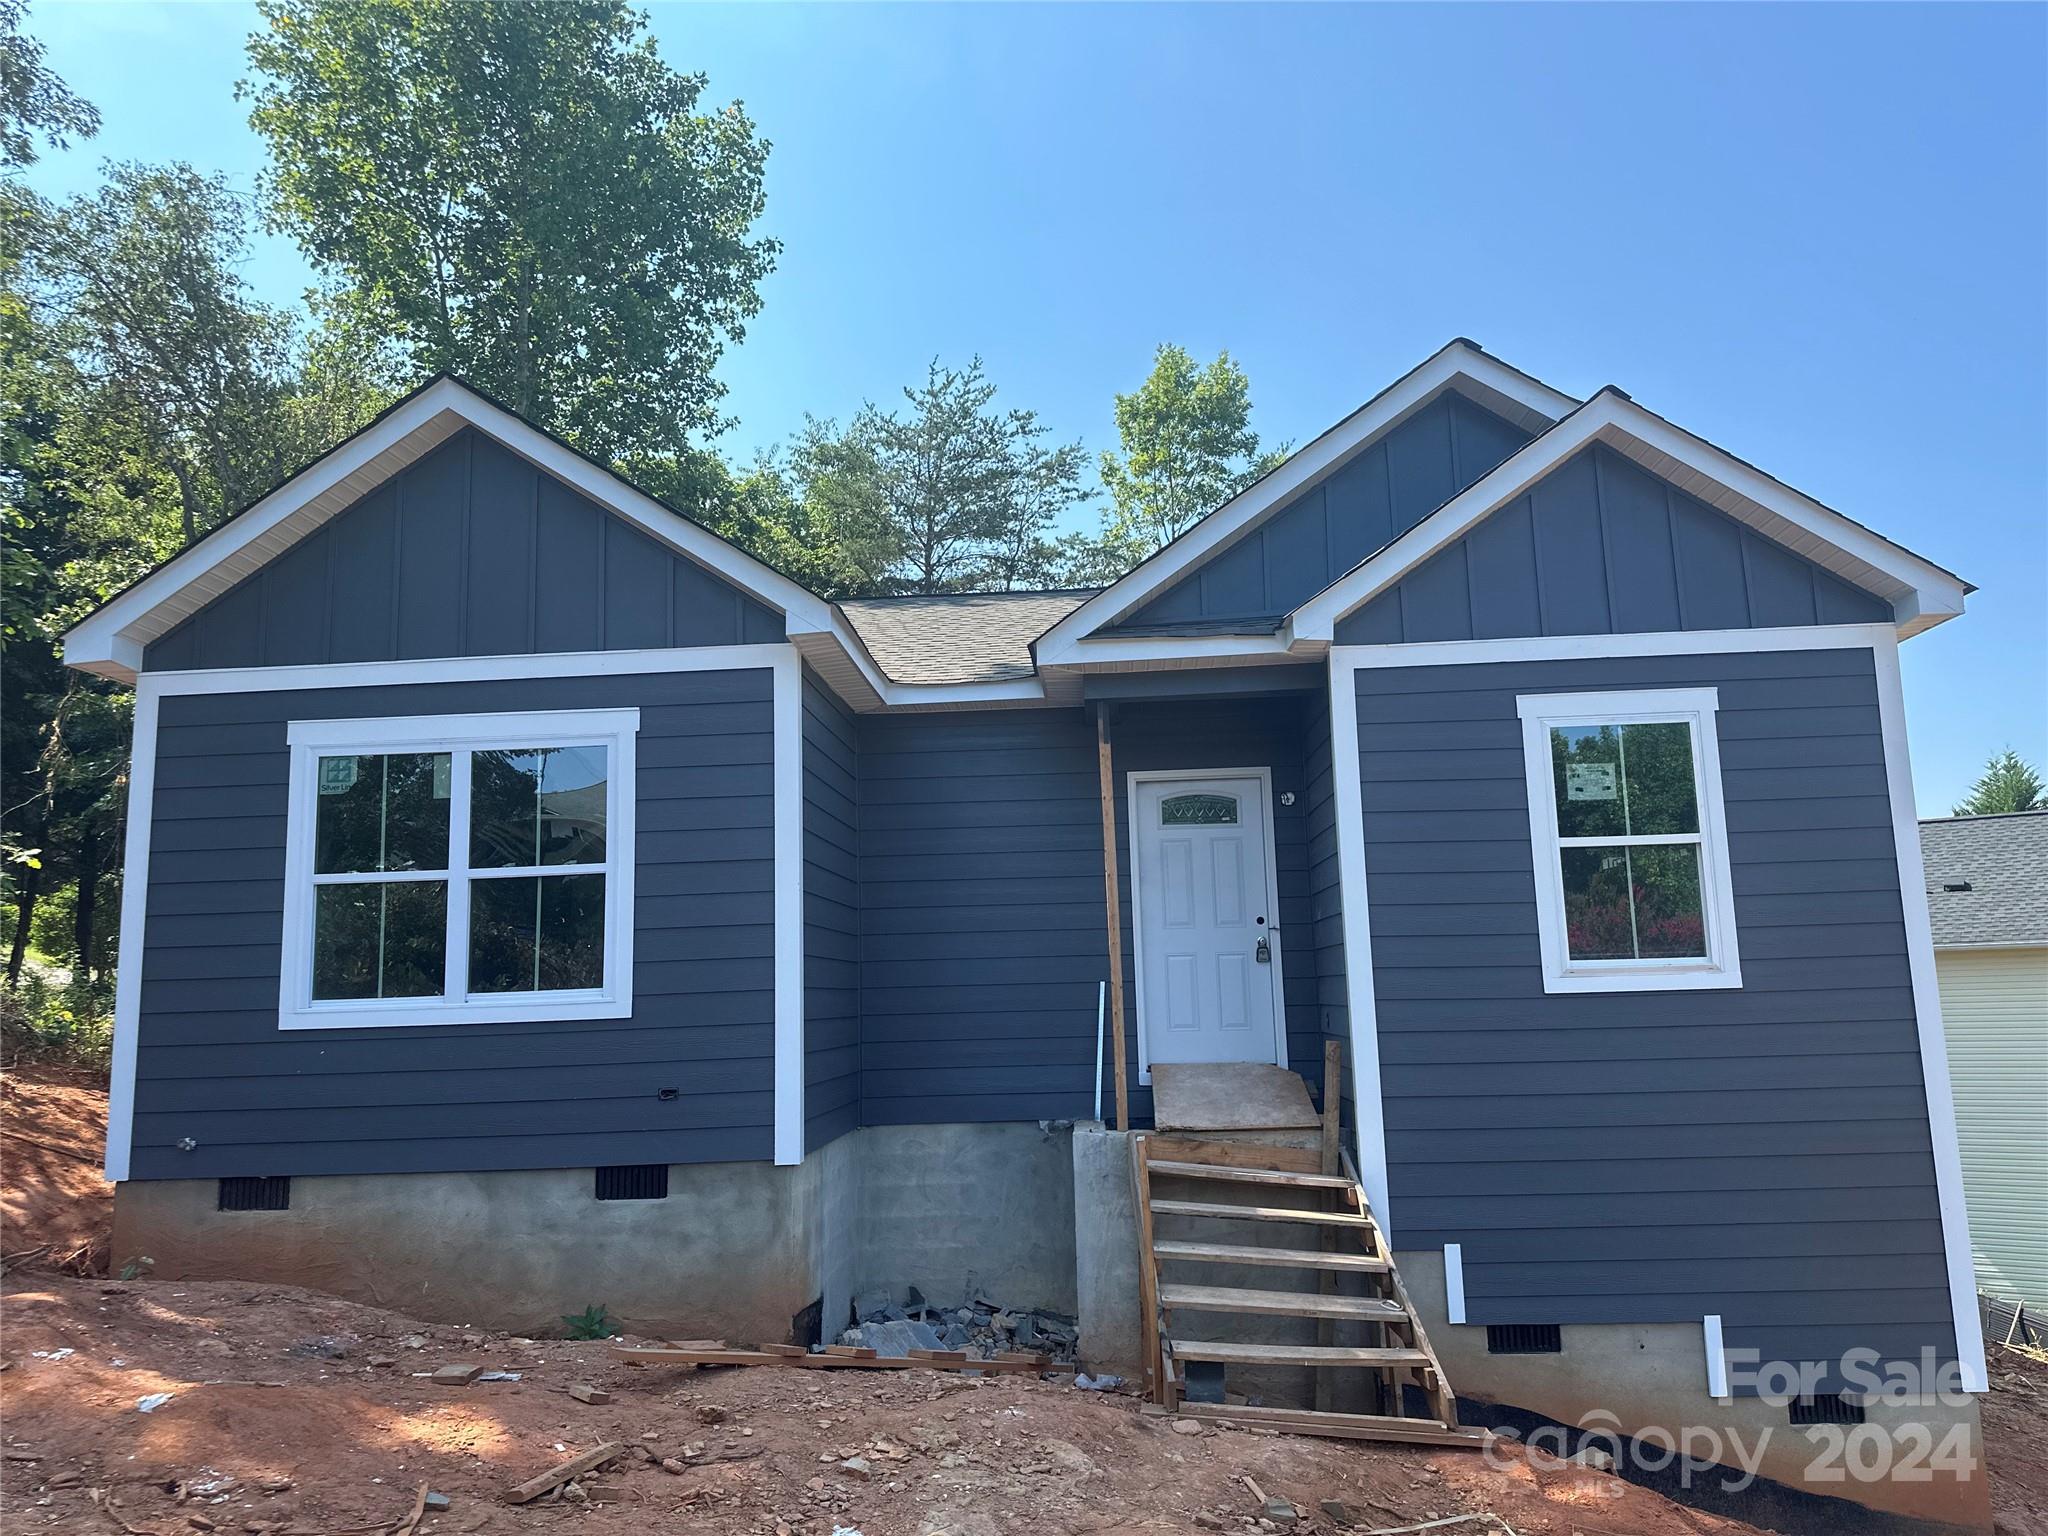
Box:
(503, 1444), (623, 1505)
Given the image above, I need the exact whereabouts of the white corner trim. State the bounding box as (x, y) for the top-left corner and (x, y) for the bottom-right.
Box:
(1444, 1243), (1466, 1325)
(1035, 342), (1575, 665)
(1872, 631), (1990, 1393)
(1340, 623), (1898, 669)
(1513, 686), (1744, 994)
(1290, 393), (1967, 643)
(1124, 767), (1288, 1085)
(277, 707), (640, 1031)
(102, 679), (160, 1182)
(62, 378), (838, 680)
(772, 650), (806, 1166)
(1704, 1314), (1729, 1400)
(1325, 656), (1393, 1244)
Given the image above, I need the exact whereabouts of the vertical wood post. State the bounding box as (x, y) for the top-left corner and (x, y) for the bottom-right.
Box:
(1095, 703), (1131, 1132)
(1316, 1037), (1342, 1411)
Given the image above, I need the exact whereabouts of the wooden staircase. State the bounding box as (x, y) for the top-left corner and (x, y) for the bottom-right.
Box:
(1131, 1051), (1487, 1450)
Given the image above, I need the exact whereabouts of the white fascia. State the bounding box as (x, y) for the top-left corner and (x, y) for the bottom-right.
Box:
(1292, 392), (1970, 643)
(1033, 342), (1577, 668)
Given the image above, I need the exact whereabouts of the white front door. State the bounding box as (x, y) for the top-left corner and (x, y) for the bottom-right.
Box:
(1132, 773), (1283, 1072)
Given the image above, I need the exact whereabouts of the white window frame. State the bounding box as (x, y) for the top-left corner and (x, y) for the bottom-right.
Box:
(1514, 686), (1742, 994)
(280, 707), (640, 1029)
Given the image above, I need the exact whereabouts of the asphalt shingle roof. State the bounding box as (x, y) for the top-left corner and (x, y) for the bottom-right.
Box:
(1918, 811), (2048, 947)
(837, 589), (1097, 685)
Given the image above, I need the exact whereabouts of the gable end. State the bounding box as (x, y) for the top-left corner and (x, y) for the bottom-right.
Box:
(1332, 442), (1893, 644)
(143, 428), (785, 671)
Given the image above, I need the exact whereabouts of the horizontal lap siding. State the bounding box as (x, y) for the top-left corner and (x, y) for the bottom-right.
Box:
(1355, 648), (1958, 1377)
(134, 668), (777, 1178)
(803, 671), (860, 1152)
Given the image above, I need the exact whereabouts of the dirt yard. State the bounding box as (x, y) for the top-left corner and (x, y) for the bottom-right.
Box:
(0, 1071), (2035, 1536)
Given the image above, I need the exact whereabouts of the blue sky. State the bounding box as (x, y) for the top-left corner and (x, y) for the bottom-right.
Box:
(23, 2), (2048, 814)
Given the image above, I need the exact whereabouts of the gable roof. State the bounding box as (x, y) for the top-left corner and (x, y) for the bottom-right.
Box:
(1920, 811), (2048, 948)
(1033, 339), (1579, 665)
(839, 590), (1094, 685)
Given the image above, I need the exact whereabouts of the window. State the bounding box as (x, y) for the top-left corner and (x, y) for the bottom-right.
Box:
(1515, 688), (1741, 994)
(281, 709), (638, 1028)
(1160, 793), (1238, 826)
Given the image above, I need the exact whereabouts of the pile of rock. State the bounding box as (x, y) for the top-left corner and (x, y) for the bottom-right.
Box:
(836, 1286), (1079, 1363)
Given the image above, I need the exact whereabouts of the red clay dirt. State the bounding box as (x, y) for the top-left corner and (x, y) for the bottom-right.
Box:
(0, 1070), (2031, 1536)
(1, 1065), (114, 1274)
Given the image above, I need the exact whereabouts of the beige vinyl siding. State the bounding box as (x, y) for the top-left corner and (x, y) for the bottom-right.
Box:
(1936, 945), (2048, 1309)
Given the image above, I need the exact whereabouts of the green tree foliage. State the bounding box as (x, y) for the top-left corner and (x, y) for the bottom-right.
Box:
(1064, 344), (1286, 581)
(805, 358), (1089, 594)
(0, 0), (99, 172)
(1952, 749), (2047, 816)
(243, 0), (777, 463)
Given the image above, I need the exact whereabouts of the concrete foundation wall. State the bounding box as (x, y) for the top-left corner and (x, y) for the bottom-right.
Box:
(1399, 1250), (1992, 1534)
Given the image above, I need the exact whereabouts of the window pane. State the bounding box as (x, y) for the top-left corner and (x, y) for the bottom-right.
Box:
(1550, 726), (1626, 838)
(469, 873), (606, 993)
(1619, 722), (1699, 836)
(312, 880), (446, 999)
(314, 753), (451, 873)
(471, 746), (609, 868)
(1160, 793), (1238, 827)
(1560, 844), (1707, 963)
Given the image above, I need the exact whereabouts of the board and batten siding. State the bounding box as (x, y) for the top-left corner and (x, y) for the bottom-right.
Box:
(1352, 647), (1958, 1382)
(141, 428), (785, 672)
(1936, 946), (2048, 1309)
(803, 669), (860, 1152)
(135, 668), (777, 1179)
(1113, 392), (1534, 633)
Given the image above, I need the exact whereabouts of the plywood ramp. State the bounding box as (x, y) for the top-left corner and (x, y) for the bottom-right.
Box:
(1131, 1049), (1487, 1451)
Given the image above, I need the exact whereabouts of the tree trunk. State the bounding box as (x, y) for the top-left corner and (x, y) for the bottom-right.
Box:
(6, 864), (41, 989)
(73, 831), (100, 988)
(169, 457), (202, 545)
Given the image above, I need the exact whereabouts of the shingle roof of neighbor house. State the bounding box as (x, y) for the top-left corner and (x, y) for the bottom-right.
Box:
(836, 589), (1097, 685)
(1919, 811), (2048, 947)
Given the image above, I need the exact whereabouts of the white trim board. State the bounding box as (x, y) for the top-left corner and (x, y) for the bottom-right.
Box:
(1289, 392), (1969, 643)
(1035, 341), (1576, 666)
(1872, 630), (1989, 1393)
(1124, 766), (1289, 1086)
(100, 646), (809, 1179)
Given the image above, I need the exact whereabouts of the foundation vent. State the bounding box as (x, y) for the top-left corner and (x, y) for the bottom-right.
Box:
(1789, 1393), (1866, 1426)
(218, 1176), (291, 1212)
(595, 1164), (669, 1201)
(1484, 1323), (1561, 1355)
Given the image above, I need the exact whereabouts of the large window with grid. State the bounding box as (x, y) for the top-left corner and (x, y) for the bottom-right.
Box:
(1514, 687), (1742, 994)
(280, 708), (639, 1028)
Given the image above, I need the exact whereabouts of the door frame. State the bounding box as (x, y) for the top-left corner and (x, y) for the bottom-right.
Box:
(1125, 765), (1289, 1086)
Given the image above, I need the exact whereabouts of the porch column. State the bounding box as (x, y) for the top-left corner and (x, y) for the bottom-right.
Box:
(1094, 701), (1131, 1130)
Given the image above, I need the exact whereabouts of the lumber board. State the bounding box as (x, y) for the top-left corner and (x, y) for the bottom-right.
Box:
(1150, 1199), (1369, 1227)
(504, 1443), (623, 1503)
(1165, 1339), (1433, 1368)
(1142, 1135), (1323, 1175)
(1131, 1132), (1167, 1406)
(1158, 1283), (1407, 1322)
(1145, 1160), (1353, 1190)
(1177, 1403), (1491, 1450)
(607, 1345), (1071, 1376)
(1096, 705), (1130, 1131)
(1151, 1240), (1388, 1272)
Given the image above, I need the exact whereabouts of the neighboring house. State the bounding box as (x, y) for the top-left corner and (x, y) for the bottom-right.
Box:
(1921, 811), (2048, 1315)
(62, 341), (1991, 1530)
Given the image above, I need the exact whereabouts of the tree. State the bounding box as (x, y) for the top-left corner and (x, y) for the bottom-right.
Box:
(811, 358), (1088, 595)
(1, 0), (99, 172)
(244, 0), (777, 463)
(1953, 749), (2047, 816)
(1071, 344), (1287, 577)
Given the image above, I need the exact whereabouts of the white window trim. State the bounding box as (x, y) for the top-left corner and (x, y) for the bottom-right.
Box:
(1514, 686), (1742, 994)
(280, 707), (641, 1029)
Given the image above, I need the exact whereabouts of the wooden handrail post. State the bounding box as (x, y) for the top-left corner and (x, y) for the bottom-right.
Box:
(1095, 702), (1130, 1132)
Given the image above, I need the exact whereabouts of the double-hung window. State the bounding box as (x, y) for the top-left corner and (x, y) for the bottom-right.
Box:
(280, 709), (639, 1027)
(1514, 687), (1741, 993)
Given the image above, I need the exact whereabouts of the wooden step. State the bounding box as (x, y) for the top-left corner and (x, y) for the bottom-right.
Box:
(1159, 1283), (1406, 1322)
(1167, 1339), (1434, 1369)
(1151, 1199), (1370, 1227)
(1146, 1160), (1355, 1192)
(1152, 1240), (1388, 1273)
(1174, 1402), (1490, 1451)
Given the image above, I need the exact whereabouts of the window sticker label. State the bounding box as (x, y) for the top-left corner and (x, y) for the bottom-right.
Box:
(1566, 763), (1617, 801)
(317, 756), (359, 796)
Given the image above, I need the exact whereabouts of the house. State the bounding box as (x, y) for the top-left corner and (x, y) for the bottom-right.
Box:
(62, 341), (1990, 1530)
(1921, 811), (2048, 1321)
